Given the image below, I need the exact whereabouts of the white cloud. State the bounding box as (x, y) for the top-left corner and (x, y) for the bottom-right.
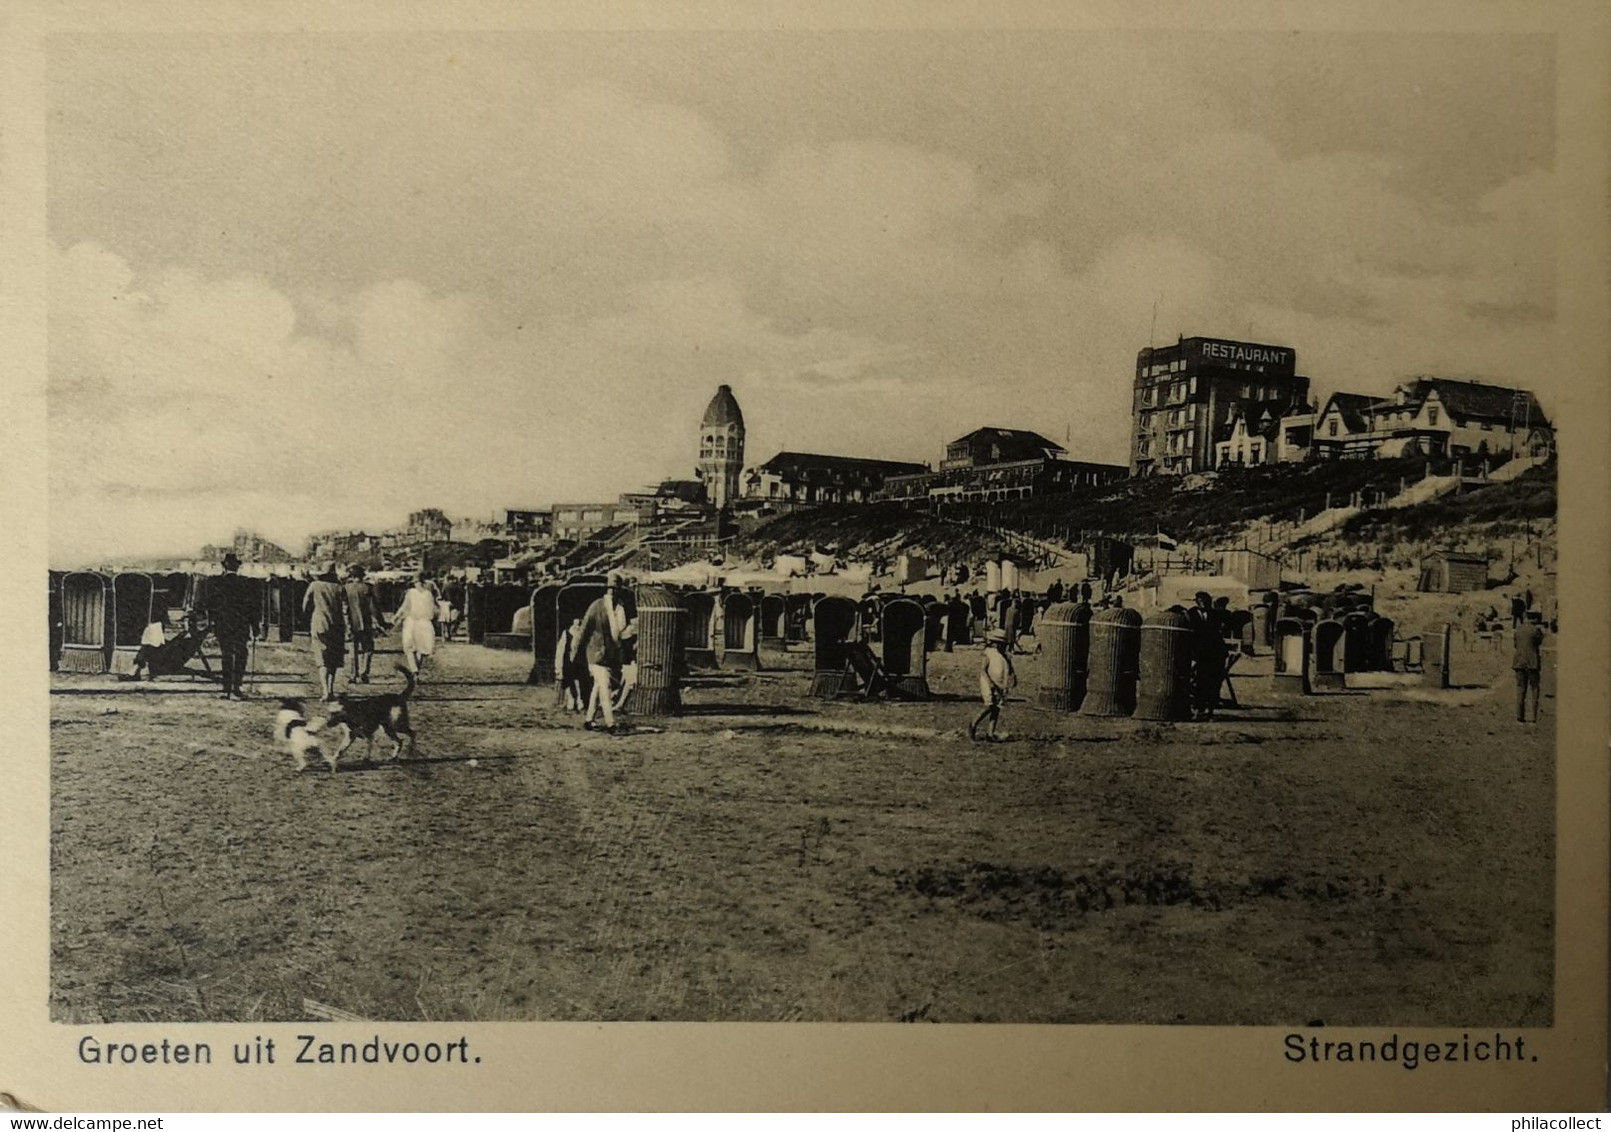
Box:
(49, 244), (499, 562)
(46, 53), (1560, 563)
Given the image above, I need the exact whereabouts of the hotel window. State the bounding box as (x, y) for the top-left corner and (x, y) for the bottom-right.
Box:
(1328, 420), (1339, 438)
(1428, 406), (1440, 426)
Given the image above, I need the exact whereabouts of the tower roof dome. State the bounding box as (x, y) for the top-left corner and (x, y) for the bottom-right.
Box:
(701, 384), (745, 429)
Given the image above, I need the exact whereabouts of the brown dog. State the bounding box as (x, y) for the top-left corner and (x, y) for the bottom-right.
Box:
(325, 666), (417, 762)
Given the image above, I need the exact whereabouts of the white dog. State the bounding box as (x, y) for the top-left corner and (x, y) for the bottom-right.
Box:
(275, 698), (337, 773)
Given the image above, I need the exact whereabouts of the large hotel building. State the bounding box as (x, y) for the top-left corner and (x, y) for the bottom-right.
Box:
(1129, 336), (1312, 476)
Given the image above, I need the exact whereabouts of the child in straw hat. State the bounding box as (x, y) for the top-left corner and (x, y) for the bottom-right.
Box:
(969, 628), (1017, 742)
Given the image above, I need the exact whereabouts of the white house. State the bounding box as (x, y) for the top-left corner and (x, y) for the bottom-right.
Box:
(1313, 379), (1552, 461)
(1311, 392), (1379, 458)
(1214, 396), (1314, 467)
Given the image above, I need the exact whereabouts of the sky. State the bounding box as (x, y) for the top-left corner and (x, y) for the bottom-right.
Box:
(46, 30), (1559, 565)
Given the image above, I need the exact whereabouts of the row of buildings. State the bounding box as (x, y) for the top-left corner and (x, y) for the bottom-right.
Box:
(712, 386), (1129, 510)
(500, 341), (1556, 558)
(1130, 335), (1553, 476)
(195, 336), (1554, 572)
(301, 509), (504, 566)
(476, 385), (1128, 568)
(510, 389), (1135, 553)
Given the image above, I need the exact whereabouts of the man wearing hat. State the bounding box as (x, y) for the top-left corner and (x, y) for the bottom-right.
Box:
(1187, 591), (1226, 720)
(202, 552), (260, 700)
(302, 565), (348, 702)
(574, 573), (629, 733)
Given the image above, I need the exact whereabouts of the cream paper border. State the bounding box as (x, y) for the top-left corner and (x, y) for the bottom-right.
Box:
(2, 0), (1606, 1112)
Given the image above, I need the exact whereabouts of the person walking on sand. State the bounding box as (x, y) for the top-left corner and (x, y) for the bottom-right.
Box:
(397, 572), (439, 675)
(343, 565), (388, 685)
(202, 552), (261, 701)
(302, 566), (347, 703)
(1002, 593), (1021, 654)
(1513, 619), (1545, 724)
(969, 628), (1017, 742)
(574, 573), (629, 733)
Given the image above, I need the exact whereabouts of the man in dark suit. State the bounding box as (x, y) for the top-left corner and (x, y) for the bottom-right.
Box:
(1513, 620), (1546, 723)
(1188, 591), (1226, 721)
(203, 552), (260, 700)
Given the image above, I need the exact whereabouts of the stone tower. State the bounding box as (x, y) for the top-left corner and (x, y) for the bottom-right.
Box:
(698, 384), (745, 510)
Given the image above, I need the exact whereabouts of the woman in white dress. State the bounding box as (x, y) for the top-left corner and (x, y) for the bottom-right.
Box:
(397, 573), (438, 674)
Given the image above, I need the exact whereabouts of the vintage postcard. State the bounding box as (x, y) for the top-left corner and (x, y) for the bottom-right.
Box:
(2, 0), (1607, 1112)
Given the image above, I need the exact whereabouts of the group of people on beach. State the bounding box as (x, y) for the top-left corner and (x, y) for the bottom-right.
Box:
(126, 552), (636, 720)
(138, 553), (454, 703)
(129, 552), (1551, 736)
(1476, 589), (1542, 634)
(938, 581), (1128, 656)
(302, 565), (449, 701)
(551, 574), (637, 735)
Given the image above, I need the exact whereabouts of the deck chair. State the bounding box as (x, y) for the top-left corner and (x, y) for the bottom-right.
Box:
(129, 624), (218, 682)
(1219, 647), (1241, 708)
(842, 640), (890, 701)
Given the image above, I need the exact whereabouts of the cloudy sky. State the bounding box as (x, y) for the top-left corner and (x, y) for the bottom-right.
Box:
(47, 30), (1558, 564)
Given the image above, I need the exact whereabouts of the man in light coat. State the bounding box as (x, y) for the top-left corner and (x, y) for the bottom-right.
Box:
(575, 575), (629, 733)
